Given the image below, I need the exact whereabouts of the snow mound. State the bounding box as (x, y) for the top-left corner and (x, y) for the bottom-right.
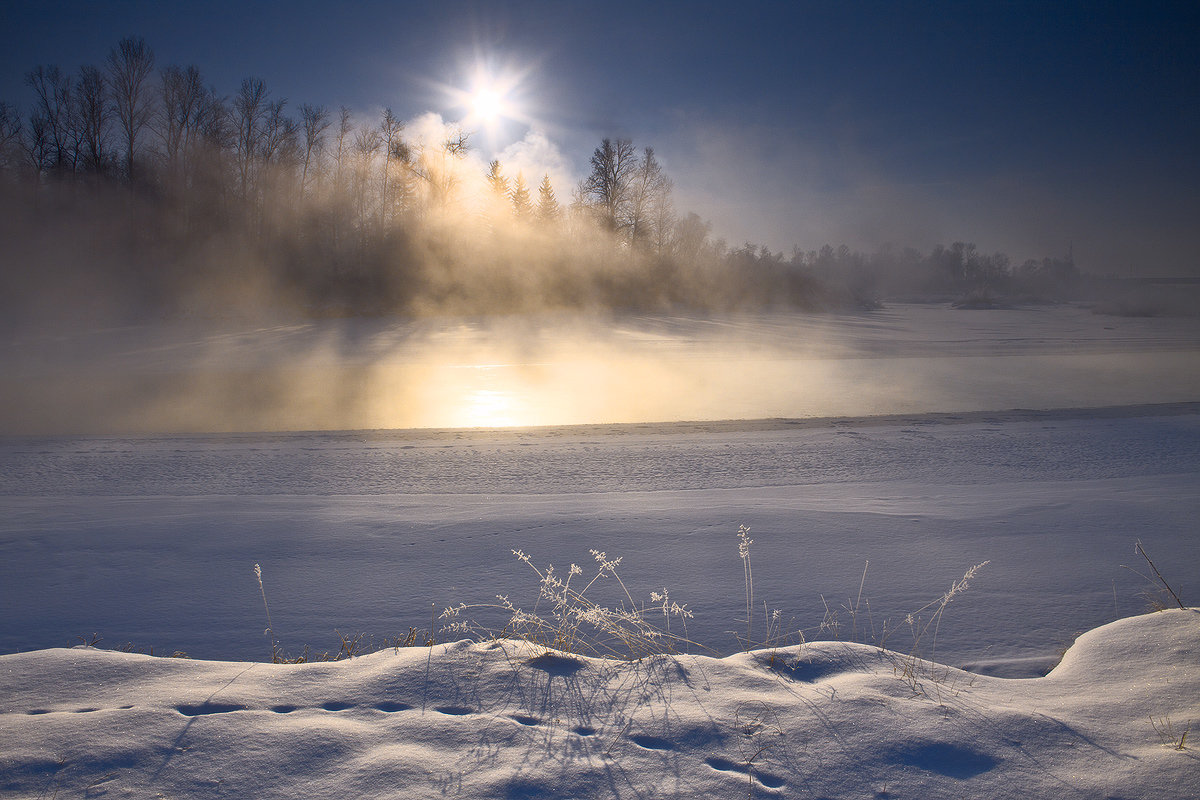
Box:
(2, 610), (1197, 799)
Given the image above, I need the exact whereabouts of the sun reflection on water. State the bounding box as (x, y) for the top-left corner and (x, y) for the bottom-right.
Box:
(427, 363), (538, 429)
(461, 388), (517, 427)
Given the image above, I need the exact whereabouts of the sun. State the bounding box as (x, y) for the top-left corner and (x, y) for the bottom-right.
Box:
(428, 52), (539, 134)
(471, 87), (506, 122)
(454, 61), (532, 130)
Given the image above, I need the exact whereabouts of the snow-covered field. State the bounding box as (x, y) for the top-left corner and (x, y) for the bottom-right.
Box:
(2, 303), (1199, 797)
(3, 407), (1199, 671)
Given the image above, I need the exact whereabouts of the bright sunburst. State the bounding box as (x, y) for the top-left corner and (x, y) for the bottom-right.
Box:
(434, 55), (536, 134)
(471, 87), (506, 122)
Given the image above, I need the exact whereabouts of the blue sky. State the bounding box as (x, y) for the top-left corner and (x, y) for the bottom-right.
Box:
(3, 0), (1198, 275)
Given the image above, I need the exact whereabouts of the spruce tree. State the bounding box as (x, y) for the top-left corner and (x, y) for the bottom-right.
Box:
(511, 171), (532, 219)
(536, 173), (559, 223)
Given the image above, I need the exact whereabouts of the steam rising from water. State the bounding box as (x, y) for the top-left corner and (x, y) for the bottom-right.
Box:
(4, 307), (1199, 435)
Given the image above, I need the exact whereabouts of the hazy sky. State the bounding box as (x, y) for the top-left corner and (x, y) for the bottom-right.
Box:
(3, 0), (1198, 275)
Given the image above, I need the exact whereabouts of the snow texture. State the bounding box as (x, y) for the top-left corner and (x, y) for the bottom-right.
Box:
(1, 610), (1197, 798)
(2, 406), (1198, 668)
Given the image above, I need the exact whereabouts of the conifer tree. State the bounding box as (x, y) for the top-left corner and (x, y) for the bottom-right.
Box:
(485, 159), (508, 198)
(510, 171), (532, 219)
(536, 173), (559, 223)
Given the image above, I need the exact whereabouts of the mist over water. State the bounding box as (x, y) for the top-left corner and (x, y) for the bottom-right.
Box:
(5, 305), (1199, 435)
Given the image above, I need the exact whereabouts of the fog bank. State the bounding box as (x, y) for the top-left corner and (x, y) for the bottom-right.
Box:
(4, 305), (1199, 435)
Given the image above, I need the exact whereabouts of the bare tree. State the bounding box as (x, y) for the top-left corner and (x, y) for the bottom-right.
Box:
(325, 106), (355, 252)
(24, 65), (74, 173)
(581, 137), (637, 233)
(298, 103), (329, 195)
(75, 64), (110, 174)
(352, 124), (382, 240)
(23, 112), (51, 173)
(0, 102), (24, 176)
(385, 132), (413, 221)
(191, 88), (230, 182)
(106, 36), (155, 181)
(260, 99), (298, 168)
(410, 129), (469, 216)
(159, 65), (187, 169)
(158, 65), (207, 182)
(169, 81), (228, 234)
(233, 77), (268, 198)
(332, 105), (353, 197)
(672, 212), (711, 261)
(649, 182), (676, 252)
(378, 107), (404, 224)
(627, 147), (673, 249)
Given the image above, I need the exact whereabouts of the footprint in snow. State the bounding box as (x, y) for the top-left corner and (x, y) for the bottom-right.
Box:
(374, 701), (410, 713)
(175, 703), (246, 717)
(433, 705), (474, 716)
(704, 756), (786, 789)
(630, 734), (674, 751)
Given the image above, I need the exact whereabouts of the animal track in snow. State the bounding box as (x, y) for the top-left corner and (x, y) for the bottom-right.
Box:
(25, 705), (139, 715)
(374, 701), (410, 712)
(433, 705), (474, 716)
(30, 701), (415, 717)
(630, 734), (675, 751)
(175, 703), (246, 716)
(705, 756), (786, 789)
(510, 714), (541, 726)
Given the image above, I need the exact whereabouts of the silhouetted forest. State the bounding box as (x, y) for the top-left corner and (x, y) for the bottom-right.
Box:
(0, 37), (1083, 325)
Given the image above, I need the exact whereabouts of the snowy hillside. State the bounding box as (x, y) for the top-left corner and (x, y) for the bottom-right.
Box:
(2, 609), (1197, 798)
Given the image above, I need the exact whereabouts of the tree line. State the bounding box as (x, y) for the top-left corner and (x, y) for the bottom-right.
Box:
(0, 36), (1078, 323)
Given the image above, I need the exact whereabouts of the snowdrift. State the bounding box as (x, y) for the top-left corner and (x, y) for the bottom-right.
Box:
(2, 609), (1197, 799)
